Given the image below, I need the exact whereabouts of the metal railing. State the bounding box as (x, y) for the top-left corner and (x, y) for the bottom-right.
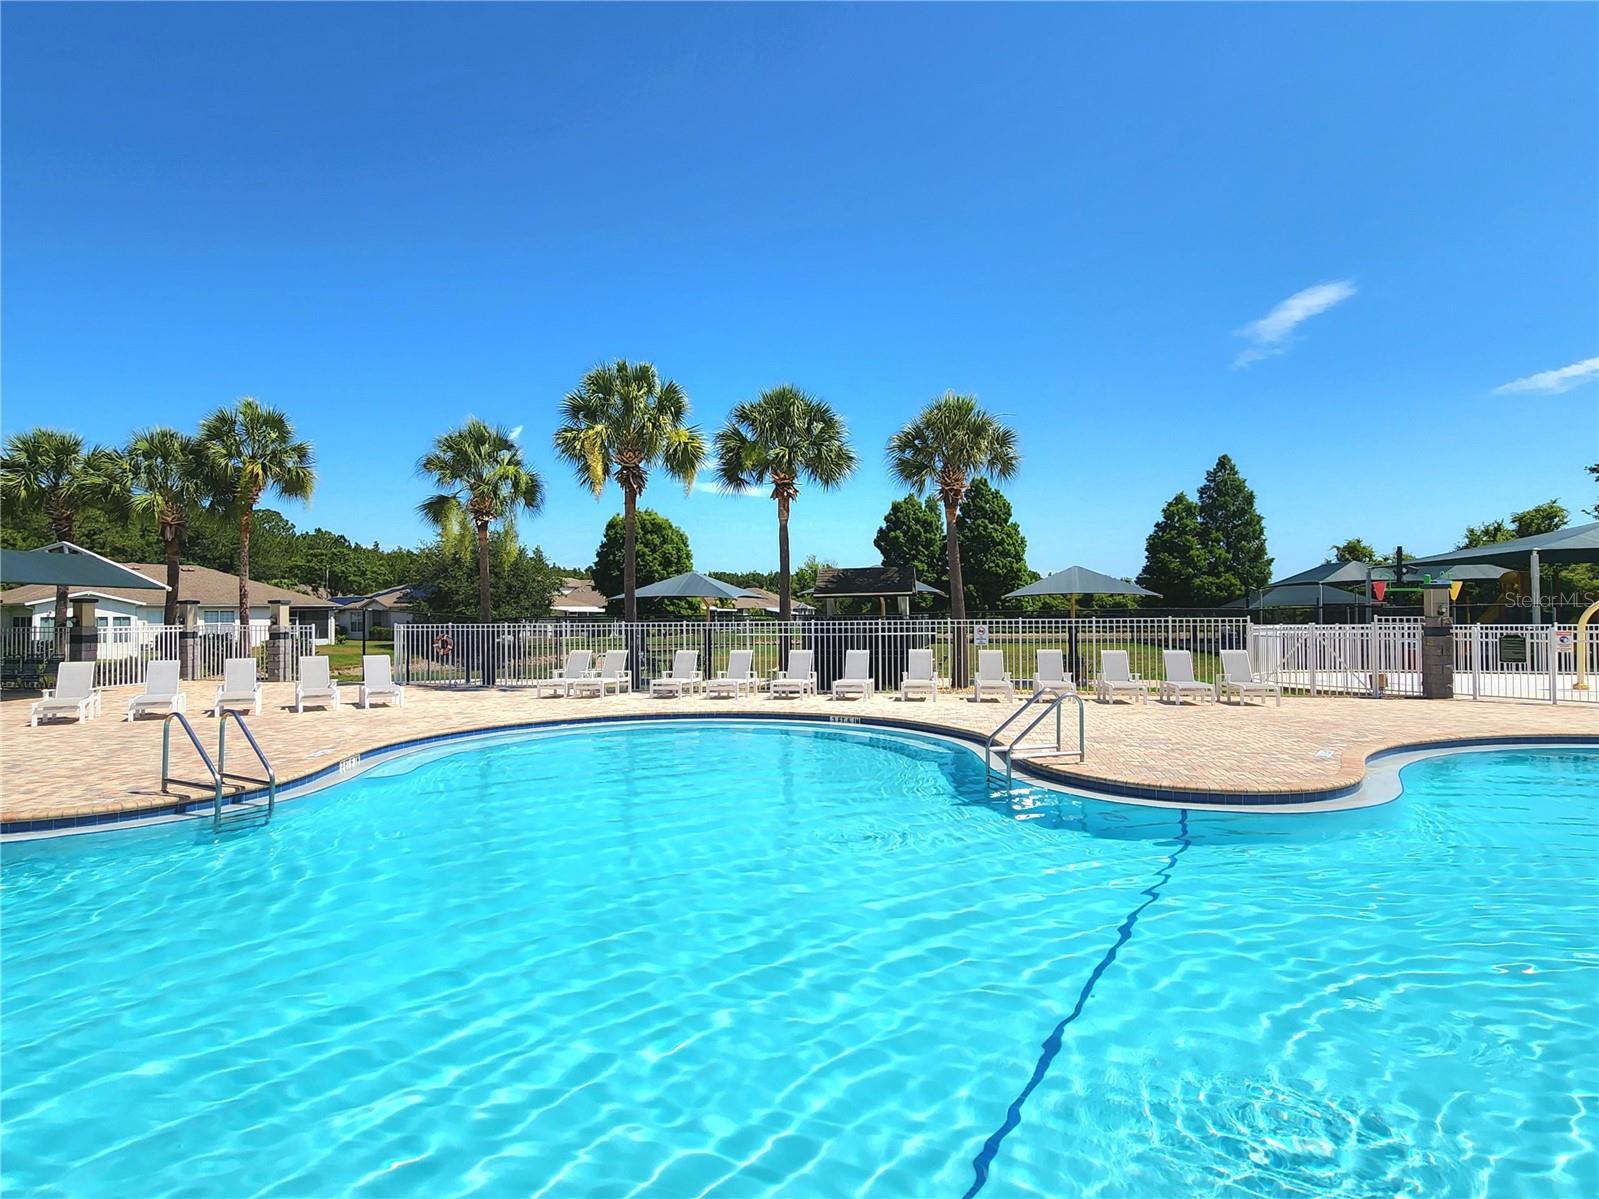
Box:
(159, 710), (277, 830)
(1454, 623), (1596, 704)
(983, 689), (1086, 792)
(395, 616), (1251, 693)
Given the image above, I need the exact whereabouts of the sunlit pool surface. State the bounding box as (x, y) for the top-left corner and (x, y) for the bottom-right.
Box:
(2, 722), (1595, 1198)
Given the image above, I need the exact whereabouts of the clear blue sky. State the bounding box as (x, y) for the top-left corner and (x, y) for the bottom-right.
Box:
(4, 3), (1595, 578)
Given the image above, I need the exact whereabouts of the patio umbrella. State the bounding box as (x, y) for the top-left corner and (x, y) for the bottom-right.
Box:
(617, 572), (760, 682)
(1004, 566), (1158, 681)
(1004, 565), (1157, 618)
(0, 542), (167, 589)
(618, 571), (756, 613)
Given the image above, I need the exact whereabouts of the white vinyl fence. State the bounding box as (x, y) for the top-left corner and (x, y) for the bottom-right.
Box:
(0, 623), (316, 688)
(1247, 621), (1598, 704)
(395, 617), (1252, 692)
(1249, 620), (1425, 697)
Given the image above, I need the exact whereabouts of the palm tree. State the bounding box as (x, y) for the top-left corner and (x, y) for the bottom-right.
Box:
(713, 386), (856, 621)
(197, 398), (315, 646)
(886, 392), (1019, 623)
(114, 428), (210, 625)
(417, 419), (544, 620)
(553, 359), (705, 622)
(0, 428), (117, 649)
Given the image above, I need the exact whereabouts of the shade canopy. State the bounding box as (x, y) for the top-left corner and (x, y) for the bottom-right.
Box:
(618, 572), (756, 601)
(1273, 560), (1393, 587)
(1224, 584), (1371, 609)
(1422, 563), (1511, 582)
(1004, 565), (1158, 599)
(1405, 521), (1599, 569)
(0, 542), (167, 590)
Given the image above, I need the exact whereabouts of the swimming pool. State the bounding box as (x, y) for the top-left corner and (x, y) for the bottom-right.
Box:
(2, 721), (1594, 1198)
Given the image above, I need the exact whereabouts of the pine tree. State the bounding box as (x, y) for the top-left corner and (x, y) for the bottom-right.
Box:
(1138, 492), (1212, 608)
(874, 494), (946, 606)
(954, 478), (1032, 612)
(1196, 454), (1271, 600)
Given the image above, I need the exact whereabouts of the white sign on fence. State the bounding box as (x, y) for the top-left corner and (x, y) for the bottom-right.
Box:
(973, 624), (989, 646)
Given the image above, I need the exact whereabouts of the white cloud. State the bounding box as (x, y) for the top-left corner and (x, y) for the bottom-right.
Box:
(1232, 280), (1357, 369)
(1492, 356), (1599, 396)
(508, 424), (524, 441)
(693, 479), (764, 497)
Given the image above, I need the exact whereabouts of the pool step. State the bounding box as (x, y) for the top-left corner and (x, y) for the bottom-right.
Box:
(213, 800), (273, 830)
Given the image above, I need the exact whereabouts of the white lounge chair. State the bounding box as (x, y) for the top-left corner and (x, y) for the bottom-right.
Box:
(295, 655), (341, 712)
(706, 649), (759, 698)
(211, 658), (262, 715)
(1159, 650), (1215, 704)
(831, 649), (874, 700)
(972, 650), (1016, 702)
(769, 649), (817, 698)
(126, 660), (186, 721)
(1218, 649), (1282, 706)
(899, 648), (938, 702)
(650, 650), (702, 697)
(29, 661), (102, 726)
(569, 649), (630, 698)
(358, 655), (406, 708)
(1033, 649), (1076, 699)
(534, 650), (592, 698)
(1094, 650), (1154, 704)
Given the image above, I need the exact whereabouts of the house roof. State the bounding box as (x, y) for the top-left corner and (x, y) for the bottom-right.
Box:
(552, 577), (608, 611)
(731, 587), (815, 613)
(0, 563), (336, 609)
(333, 584), (419, 611)
(813, 566), (919, 597)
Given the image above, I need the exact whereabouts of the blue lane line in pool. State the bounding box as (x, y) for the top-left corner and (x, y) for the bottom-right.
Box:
(962, 811), (1192, 1199)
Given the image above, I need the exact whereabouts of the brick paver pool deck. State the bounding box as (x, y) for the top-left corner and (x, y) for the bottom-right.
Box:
(2, 682), (1592, 830)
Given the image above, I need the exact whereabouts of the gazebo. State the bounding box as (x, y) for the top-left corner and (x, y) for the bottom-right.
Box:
(810, 567), (943, 616)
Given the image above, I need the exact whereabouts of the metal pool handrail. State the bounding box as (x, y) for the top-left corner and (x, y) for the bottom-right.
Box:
(983, 689), (1086, 792)
(216, 710), (277, 829)
(158, 710), (277, 830)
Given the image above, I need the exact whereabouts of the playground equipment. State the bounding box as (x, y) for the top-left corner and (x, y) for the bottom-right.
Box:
(1574, 599), (1599, 691)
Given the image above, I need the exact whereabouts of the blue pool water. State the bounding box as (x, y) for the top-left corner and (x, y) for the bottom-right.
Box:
(2, 722), (1595, 1198)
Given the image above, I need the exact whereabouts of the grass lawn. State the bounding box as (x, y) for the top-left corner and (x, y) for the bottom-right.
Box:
(318, 640), (393, 678)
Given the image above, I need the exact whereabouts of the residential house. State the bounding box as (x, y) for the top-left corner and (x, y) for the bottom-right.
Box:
(331, 584), (422, 638)
(552, 577), (608, 616)
(0, 563), (338, 643)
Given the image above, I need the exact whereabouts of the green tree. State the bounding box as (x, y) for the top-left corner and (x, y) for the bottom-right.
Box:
(713, 385), (856, 621)
(591, 509), (695, 617)
(198, 397), (316, 641)
(1511, 500), (1568, 538)
(554, 360), (705, 623)
(409, 534), (562, 621)
(886, 392), (1019, 623)
(1329, 538), (1382, 565)
(953, 477), (1033, 612)
(1460, 500), (1568, 548)
(0, 428), (119, 641)
(1138, 492), (1212, 608)
(417, 419), (545, 621)
(792, 554), (833, 602)
(874, 494), (946, 608)
(115, 428), (212, 624)
(1196, 454), (1271, 599)
(1587, 463), (1598, 519)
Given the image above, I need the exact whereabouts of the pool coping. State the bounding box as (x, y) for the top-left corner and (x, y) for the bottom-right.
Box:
(5, 710), (1597, 840)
